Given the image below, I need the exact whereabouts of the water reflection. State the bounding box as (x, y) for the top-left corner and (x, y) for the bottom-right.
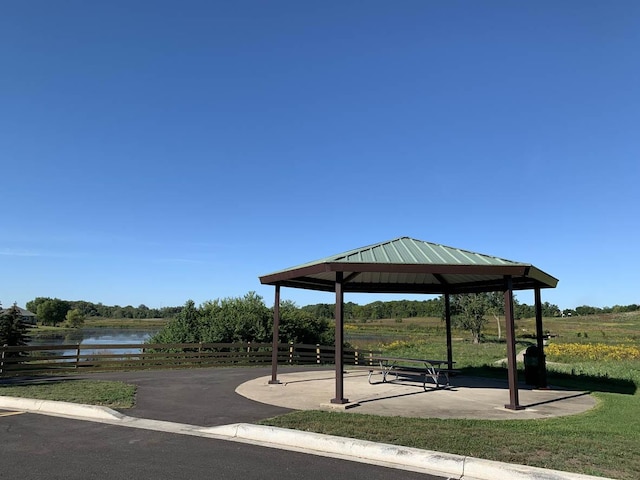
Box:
(29, 328), (159, 356)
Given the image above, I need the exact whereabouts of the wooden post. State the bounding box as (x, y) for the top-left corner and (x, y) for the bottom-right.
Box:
(445, 293), (453, 370)
(75, 344), (81, 368)
(504, 276), (523, 410)
(535, 288), (548, 388)
(269, 285), (281, 384)
(331, 272), (349, 404)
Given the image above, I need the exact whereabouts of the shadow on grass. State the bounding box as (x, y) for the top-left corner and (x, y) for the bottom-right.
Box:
(460, 365), (637, 395)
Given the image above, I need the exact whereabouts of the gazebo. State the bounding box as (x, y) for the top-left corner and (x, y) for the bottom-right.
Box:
(259, 237), (558, 410)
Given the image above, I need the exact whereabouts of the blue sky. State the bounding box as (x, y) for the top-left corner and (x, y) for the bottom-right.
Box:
(1, 1), (638, 311)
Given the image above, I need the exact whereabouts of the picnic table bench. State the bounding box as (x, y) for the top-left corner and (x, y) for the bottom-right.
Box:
(367, 356), (459, 390)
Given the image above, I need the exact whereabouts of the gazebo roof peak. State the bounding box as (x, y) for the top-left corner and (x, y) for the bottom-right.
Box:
(260, 236), (558, 294)
(305, 236), (527, 267)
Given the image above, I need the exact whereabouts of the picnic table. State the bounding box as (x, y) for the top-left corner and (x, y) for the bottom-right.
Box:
(367, 356), (458, 390)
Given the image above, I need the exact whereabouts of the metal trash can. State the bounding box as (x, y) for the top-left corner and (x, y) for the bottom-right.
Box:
(523, 346), (539, 386)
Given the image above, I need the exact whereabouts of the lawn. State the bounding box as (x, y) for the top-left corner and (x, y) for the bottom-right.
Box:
(261, 311), (640, 479)
(0, 379), (136, 409)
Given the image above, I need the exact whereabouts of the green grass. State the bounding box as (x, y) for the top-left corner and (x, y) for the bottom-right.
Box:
(261, 392), (639, 479)
(0, 379), (136, 409)
(262, 311), (640, 479)
(82, 317), (170, 328)
(260, 366), (639, 479)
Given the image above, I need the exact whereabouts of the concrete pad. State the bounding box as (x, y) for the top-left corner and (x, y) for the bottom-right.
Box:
(236, 368), (597, 420)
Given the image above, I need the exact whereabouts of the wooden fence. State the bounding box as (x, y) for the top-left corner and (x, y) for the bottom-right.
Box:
(0, 342), (379, 376)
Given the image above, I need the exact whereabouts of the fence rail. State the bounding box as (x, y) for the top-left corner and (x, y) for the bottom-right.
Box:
(0, 342), (379, 376)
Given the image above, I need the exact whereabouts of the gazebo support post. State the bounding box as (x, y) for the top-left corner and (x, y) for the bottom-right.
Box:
(503, 276), (523, 410)
(331, 272), (349, 404)
(444, 293), (453, 370)
(534, 288), (548, 388)
(268, 285), (281, 384)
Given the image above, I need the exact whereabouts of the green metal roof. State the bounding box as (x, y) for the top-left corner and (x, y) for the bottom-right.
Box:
(259, 237), (558, 294)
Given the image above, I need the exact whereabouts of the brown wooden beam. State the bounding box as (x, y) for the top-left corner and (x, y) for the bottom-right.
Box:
(269, 285), (281, 384)
(445, 293), (453, 370)
(331, 272), (348, 404)
(343, 272), (361, 283)
(260, 262), (531, 285)
(433, 273), (448, 285)
(504, 276), (523, 410)
(327, 262), (529, 277)
(535, 288), (548, 388)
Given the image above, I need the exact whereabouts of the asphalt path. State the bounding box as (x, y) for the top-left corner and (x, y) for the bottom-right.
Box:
(8, 366), (296, 426)
(83, 366), (294, 425)
(1, 412), (444, 480)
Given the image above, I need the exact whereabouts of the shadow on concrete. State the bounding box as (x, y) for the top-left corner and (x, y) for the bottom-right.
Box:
(522, 391), (592, 409)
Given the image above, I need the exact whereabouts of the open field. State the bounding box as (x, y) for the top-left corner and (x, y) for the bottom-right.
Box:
(344, 310), (640, 349)
(264, 311), (640, 479)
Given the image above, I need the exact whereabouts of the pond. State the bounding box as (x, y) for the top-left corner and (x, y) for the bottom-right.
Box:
(29, 328), (160, 356)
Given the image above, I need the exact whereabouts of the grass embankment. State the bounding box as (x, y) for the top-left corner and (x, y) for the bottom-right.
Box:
(261, 312), (640, 479)
(0, 380), (136, 409)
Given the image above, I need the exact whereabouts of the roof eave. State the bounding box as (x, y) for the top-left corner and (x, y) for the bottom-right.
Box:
(260, 262), (534, 285)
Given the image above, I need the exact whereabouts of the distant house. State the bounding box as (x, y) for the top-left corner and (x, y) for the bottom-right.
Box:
(0, 305), (38, 326)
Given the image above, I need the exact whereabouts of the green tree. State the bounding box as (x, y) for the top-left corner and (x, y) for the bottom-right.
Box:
(200, 292), (271, 343)
(0, 303), (32, 355)
(515, 302), (535, 319)
(279, 300), (333, 344)
(542, 302), (561, 317)
(150, 299), (201, 344)
(451, 293), (492, 344)
(64, 308), (85, 328)
(36, 298), (70, 326)
(26, 297), (53, 318)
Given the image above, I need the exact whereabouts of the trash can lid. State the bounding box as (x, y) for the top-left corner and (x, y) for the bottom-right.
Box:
(526, 345), (539, 355)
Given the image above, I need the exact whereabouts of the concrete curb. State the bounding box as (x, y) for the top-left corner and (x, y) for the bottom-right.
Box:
(0, 396), (611, 480)
(202, 424), (608, 480)
(203, 423), (465, 478)
(0, 395), (126, 421)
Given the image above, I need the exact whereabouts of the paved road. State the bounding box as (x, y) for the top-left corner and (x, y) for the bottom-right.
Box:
(1, 412), (445, 480)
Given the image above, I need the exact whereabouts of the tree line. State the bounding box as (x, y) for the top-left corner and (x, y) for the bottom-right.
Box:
(11, 294), (639, 350)
(25, 297), (182, 326)
(20, 294), (640, 330)
(303, 299), (639, 322)
(302, 297), (565, 321)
